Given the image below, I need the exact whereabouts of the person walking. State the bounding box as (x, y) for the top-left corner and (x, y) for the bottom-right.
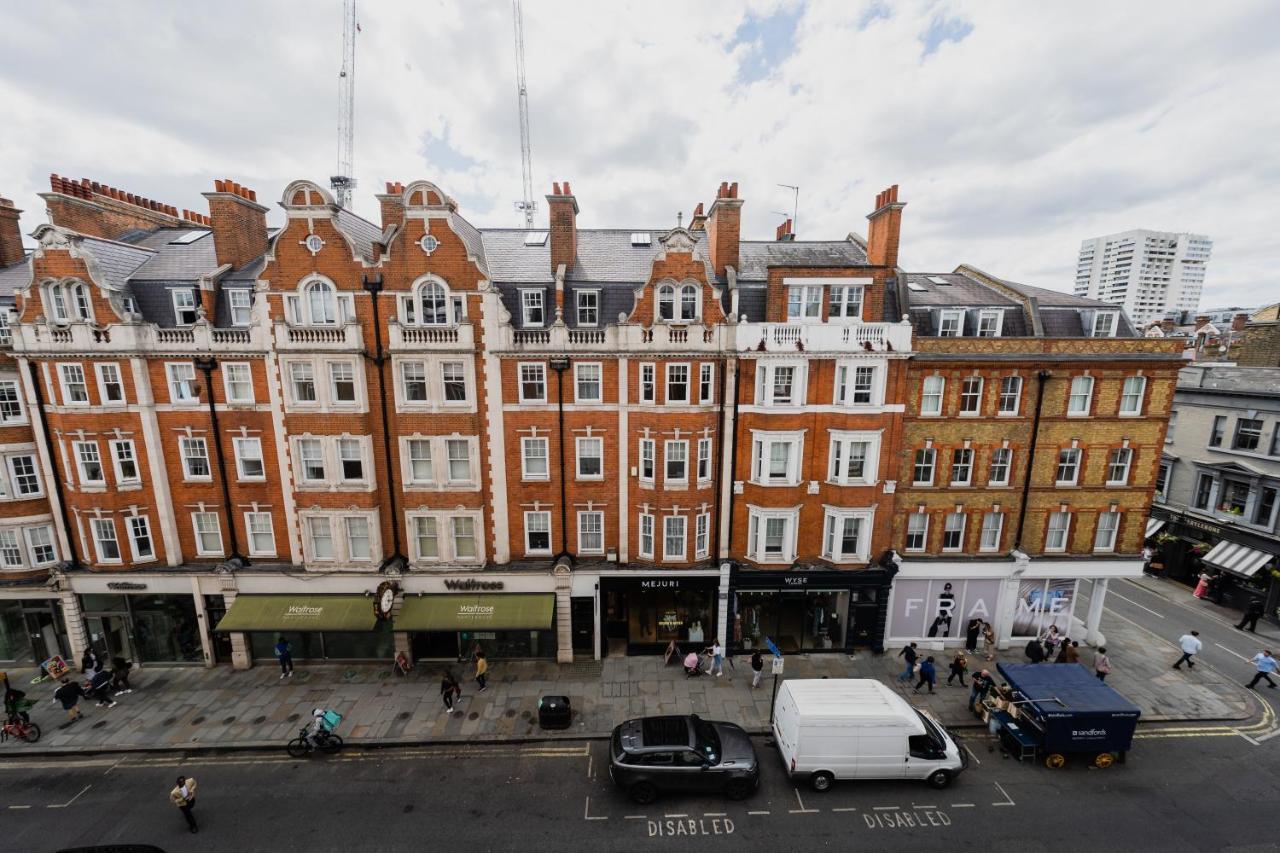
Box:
(440, 670), (461, 714)
(750, 649), (764, 689)
(1041, 625), (1061, 659)
(982, 622), (996, 661)
(1173, 630), (1202, 670)
(896, 642), (919, 683)
(968, 669), (993, 715)
(946, 652), (968, 687)
(1094, 647), (1111, 681)
(110, 656), (133, 694)
(1193, 571), (1212, 599)
(274, 637), (294, 679)
(88, 665), (117, 708)
(914, 656), (937, 694)
(1246, 650), (1277, 690)
(79, 647), (97, 674)
(1059, 641), (1080, 665)
(53, 677), (86, 723)
(964, 619), (982, 654)
(1237, 598), (1265, 633)
(475, 651), (488, 692)
(170, 775), (198, 834)
(705, 641), (724, 677)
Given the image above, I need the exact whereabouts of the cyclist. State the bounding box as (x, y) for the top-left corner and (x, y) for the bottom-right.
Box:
(306, 708), (327, 749)
(4, 683), (31, 725)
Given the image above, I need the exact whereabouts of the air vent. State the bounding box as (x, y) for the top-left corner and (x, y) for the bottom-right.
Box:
(170, 230), (209, 245)
(630, 232), (651, 246)
(524, 231), (548, 246)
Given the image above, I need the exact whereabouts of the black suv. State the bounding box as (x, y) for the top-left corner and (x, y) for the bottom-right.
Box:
(609, 715), (759, 804)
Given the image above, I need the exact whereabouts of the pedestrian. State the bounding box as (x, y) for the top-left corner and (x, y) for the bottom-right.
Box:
(88, 666), (117, 708)
(982, 622), (996, 661)
(914, 656), (937, 694)
(946, 652), (968, 687)
(52, 677), (86, 723)
(1094, 647), (1111, 681)
(79, 647), (97, 674)
(1054, 638), (1072, 663)
(896, 642), (919, 683)
(4, 682), (32, 725)
(1236, 598), (1265, 633)
(705, 640), (724, 677)
(1024, 637), (1046, 663)
(169, 775), (198, 834)
(475, 651), (488, 692)
(274, 636), (294, 679)
(1041, 625), (1061, 659)
(969, 669), (993, 715)
(750, 649), (764, 689)
(1062, 641), (1080, 665)
(110, 656), (133, 694)
(1173, 630), (1202, 670)
(440, 670), (461, 714)
(1246, 650), (1278, 690)
(965, 619), (981, 654)
(1206, 572), (1224, 604)
(1193, 570), (1212, 599)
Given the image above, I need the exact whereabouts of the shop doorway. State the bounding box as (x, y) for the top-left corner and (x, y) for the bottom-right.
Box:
(570, 597), (595, 655)
(603, 589), (628, 657)
(849, 592), (880, 647)
(24, 609), (65, 662)
(86, 614), (135, 664)
(203, 595), (233, 665)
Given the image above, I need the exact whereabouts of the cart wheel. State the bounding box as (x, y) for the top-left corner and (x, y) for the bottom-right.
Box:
(1094, 752), (1115, 769)
(1044, 753), (1067, 769)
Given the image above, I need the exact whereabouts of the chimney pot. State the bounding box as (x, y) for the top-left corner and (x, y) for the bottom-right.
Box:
(693, 202), (704, 216)
(563, 181), (572, 195)
(729, 182), (738, 198)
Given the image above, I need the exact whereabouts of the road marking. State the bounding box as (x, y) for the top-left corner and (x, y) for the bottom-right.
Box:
(951, 803), (975, 808)
(586, 753), (593, 780)
(47, 785), (91, 809)
(1108, 590), (1165, 618)
(912, 804), (938, 810)
(747, 810), (770, 816)
(703, 812), (727, 817)
(624, 815), (647, 820)
(831, 806), (858, 812)
(584, 797), (607, 821)
(8, 805), (31, 809)
(1256, 728), (1280, 743)
(1213, 643), (1251, 662)
(992, 782), (1015, 807)
(963, 744), (982, 765)
(873, 806), (899, 811)
(791, 788), (818, 814)
(1235, 729), (1261, 746)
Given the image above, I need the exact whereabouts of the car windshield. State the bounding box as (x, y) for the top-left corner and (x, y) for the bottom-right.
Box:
(914, 710), (948, 751)
(693, 718), (720, 763)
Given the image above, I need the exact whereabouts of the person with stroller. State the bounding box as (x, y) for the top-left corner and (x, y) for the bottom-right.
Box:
(88, 664), (117, 708)
(110, 656), (134, 694)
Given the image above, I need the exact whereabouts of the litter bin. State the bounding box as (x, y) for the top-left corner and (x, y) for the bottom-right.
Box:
(538, 695), (571, 730)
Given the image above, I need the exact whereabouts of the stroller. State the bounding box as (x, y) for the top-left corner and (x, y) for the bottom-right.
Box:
(683, 651), (705, 678)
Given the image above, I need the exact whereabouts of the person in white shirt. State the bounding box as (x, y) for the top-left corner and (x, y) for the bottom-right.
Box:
(1173, 631), (1202, 670)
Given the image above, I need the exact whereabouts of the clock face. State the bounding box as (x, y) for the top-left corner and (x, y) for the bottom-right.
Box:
(380, 587), (395, 615)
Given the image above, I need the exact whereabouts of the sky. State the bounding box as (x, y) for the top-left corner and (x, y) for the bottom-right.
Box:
(1, 0), (1277, 308)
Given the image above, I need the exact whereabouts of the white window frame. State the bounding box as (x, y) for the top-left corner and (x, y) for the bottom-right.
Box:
(345, 516), (373, 562)
(25, 526), (58, 566)
(1091, 311), (1119, 338)
(245, 511), (276, 557)
(440, 360), (468, 406)
(108, 439), (139, 486)
(998, 375), (1022, 416)
(920, 375), (944, 416)
(524, 511), (552, 556)
(576, 436), (604, 480)
(1119, 376), (1146, 416)
(0, 529), (22, 568)
(59, 364), (90, 406)
(1068, 376), (1094, 417)
(1056, 448), (1081, 486)
(166, 363), (198, 404)
(398, 434), (479, 491)
(657, 282), (700, 323)
(228, 289), (253, 326)
(575, 362), (603, 404)
(835, 363), (880, 407)
(192, 511), (224, 556)
(304, 515), (335, 561)
(938, 309), (964, 337)
(958, 376), (983, 415)
(695, 513), (710, 559)
(296, 437), (326, 483)
(73, 440), (105, 486)
(518, 362), (547, 404)
(94, 363), (126, 406)
(698, 363), (715, 404)
(662, 515), (687, 562)
(785, 285), (823, 322)
(977, 309), (1003, 337)
(950, 447), (974, 486)
(912, 447), (937, 486)
(233, 436), (265, 481)
(664, 440), (688, 486)
(330, 361), (359, 405)
(638, 512), (655, 558)
(7, 453), (42, 497)
(665, 363), (690, 405)
(696, 437), (713, 484)
(989, 447), (1013, 486)
(746, 507), (799, 564)
(821, 508), (873, 563)
(126, 515), (156, 562)
(1106, 447), (1133, 486)
(452, 514), (480, 563)
(751, 431), (804, 487)
(520, 436), (549, 481)
(180, 436), (211, 481)
(829, 285), (865, 320)
(1094, 511), (1120, 552)
(979, 512), (1004, 553)
(755, 361), (806, 407)
(444, 438), (472, 485)
(288, 361), (318, 405)
(639, 438), (655, 484)
(827, 431), (880, 486)
(1045, 511), (1072, 552)
(172, 289), (199, 326)
(0, 378), (25, 424)
(411, 515), (440, 562)
(223, 362), (254, 404)
(905, 512), (929, 552)
(520, 288), (545, 327)
(577, 511), (604, 555)
(91, 518), (122, 564)
(639, 363), (656, 403)
(575, 289), (599, 327)
(400, 360), (428, 403)
(942, 511), (967, 552)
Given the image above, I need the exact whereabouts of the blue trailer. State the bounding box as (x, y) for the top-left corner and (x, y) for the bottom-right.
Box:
(994, 663), (1141, 769)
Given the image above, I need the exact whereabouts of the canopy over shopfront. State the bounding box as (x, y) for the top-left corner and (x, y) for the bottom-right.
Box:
(1203, 541), (1273, 578)
(396, 594), (554, 631)
(214, 595), (378, 633)
(1145, 518), (1166, 538)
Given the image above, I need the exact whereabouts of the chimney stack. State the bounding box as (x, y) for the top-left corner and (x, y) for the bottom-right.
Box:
(202, 179), (269, 271)
(775, 218), (795, 242)
(706, 180), (743, 279)
(41, 173), (183, 240)
(688, 202), (707, 232)
(379, 181), (406, 230)
(865, 184), (906, 268)
(546, 181), (579, 274)
(0, 197), (23, 267)
(1194, 314), (1211, 329)
(1232, 312), (1249, 332)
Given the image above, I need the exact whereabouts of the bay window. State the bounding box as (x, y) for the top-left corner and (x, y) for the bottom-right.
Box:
(751, 433), (803, 486)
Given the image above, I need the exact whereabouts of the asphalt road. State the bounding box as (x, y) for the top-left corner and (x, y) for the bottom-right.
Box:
(2, 725), (1278, 853)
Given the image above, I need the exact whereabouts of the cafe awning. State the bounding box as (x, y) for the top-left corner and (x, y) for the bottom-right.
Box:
(214, 594), (378, 633)
(395, 594), (554, 632)
(1202, 541), (1273, 579)
(1145, 518), (1166, 538)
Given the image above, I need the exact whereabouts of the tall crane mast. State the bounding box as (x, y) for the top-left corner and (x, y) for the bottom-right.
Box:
(331, 0), (357, 209)
(512, 0), (536, 226)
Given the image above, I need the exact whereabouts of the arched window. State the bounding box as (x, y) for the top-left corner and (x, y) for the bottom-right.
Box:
(657, 284), (675, 321)
(47, 282), (92, 324)
(305, 281), (337, 325)
(419, 281), (449, 325)
(679, 284), (699, 321)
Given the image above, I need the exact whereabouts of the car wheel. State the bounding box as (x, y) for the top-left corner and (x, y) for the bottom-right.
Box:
(724, 779), (753, 801)
(809, 771), (834, 792)
(927, 769), (952, 790)
(630, 782), (659, 805)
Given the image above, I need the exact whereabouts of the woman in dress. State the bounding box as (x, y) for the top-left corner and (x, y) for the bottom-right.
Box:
(982, 622), (997, 661)
(1193, 571), (1212, 599)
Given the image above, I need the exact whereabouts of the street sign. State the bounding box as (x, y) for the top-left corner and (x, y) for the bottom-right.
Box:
(765, 637), (782, 658)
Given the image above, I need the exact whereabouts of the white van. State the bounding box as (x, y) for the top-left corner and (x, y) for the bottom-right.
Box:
(772, 679), (967, 791)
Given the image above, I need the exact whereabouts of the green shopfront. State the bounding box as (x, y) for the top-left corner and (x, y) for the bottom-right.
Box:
(215, 594), (394, 662)
(397, 592), (556, 660)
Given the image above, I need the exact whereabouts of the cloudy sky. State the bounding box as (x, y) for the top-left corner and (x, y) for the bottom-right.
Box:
(1, 0), (1276, 307)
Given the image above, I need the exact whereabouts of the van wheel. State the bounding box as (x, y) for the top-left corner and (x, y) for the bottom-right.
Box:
(629, 782), (659, 805)
(809, 771), (834, 792)
(927, 769), (952, 790)
(724, 779), (753, 801)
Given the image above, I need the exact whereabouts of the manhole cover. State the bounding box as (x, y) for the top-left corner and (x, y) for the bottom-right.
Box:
(398, 712), (411, 720)
(504, 709), (516, 718)
(520, 710), (532, 719)
(403, 804), (414, 814)
(222, 716), (236, 725)
(162, 717), (177, 726)
(468, 712), (479, 720)
(287, 713), (300, 722)
(92, 720), (107, 729)
(191, 716), (205, 725)
(253, 715), (266, 724)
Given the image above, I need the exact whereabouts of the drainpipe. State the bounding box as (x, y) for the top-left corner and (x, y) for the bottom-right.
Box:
(724, 359), (743, 553)
(1013, 370), (1051, 550)
(549, 356), (571, 562)
(711, 355), (728, 559)
(194, 356), (245, 564)
(27, 361), (78, 568)
(362, 274), (405, 569)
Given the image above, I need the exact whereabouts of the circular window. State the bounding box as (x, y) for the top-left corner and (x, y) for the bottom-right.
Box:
(304, 234), (325, 255)
(419, 234), (440, 255)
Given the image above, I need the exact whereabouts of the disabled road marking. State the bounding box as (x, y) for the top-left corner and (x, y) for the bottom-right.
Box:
(747, 810), (770, 816)
(583, 796), (608, 821)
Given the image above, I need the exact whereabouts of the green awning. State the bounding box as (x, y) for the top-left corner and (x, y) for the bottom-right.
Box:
(395, 594), (554, 632)
(214, 594), (378, 633)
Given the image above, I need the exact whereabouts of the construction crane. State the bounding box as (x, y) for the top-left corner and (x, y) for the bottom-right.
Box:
(331, 0), (358, 209)
(512, 0), (536, 226)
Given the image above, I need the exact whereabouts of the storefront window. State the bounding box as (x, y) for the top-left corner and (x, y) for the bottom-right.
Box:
(250, 631), (324, 661)
(131, 596), (202, 663)
(461, 629), (555, 659)
(0, 600), (32, 663)
(630, 589), (713, 646)
(250, 625), (396, 661)
(735, 590), (850, 653)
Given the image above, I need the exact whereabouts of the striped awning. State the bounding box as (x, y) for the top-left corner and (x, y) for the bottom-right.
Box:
(1145, 518), (1165, 538)
(1202, 541), (1273, 578)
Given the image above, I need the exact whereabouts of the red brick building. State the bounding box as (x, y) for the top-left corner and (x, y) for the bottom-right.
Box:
(0, 174), (1181, 669)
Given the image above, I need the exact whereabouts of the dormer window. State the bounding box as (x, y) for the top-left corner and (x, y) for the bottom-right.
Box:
(47, 282), (93, 324)
(576, 290), (599, 326)
(977, 309), (1003, 337)
(829, 285), (864, 320)
(521, 289), (545, 326)
(938, 310), (963, 337)
(1091, 310), (1119, 337)
(172, 289), (199, 326)
(657, 283), (699, 323)
(228, 290), (253, 326)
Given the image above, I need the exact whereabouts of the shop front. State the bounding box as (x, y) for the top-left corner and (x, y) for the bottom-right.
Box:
(397, 593), (556, 660)
(729, 566), (892, 654)
(214, 593), (392, 662)
(79, 589), (203, 665)
(0, 594), (68, 665)
(598, 574), (721, 656)
(1150, 506), (1280, 619)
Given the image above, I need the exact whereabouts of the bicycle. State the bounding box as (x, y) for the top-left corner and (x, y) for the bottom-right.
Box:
(285, 725), (343, 757)
(1, 717), (42, 744)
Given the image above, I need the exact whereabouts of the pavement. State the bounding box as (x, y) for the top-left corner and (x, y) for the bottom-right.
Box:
(3, 580), (1264, 756)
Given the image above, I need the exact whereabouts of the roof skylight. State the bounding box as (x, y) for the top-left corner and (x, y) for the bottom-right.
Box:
(524, 231), (548, 246)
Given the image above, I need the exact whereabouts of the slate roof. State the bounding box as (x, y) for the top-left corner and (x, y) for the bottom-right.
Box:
(904, 273), (1021, 307)
(335, 208), (383, 262)
(78, 236), (153, 292)
(737, 240), (869, 282)
(123, 229), (218, 281)
(1178, 366), (1280, 396)
(0, 257), (31, 296)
